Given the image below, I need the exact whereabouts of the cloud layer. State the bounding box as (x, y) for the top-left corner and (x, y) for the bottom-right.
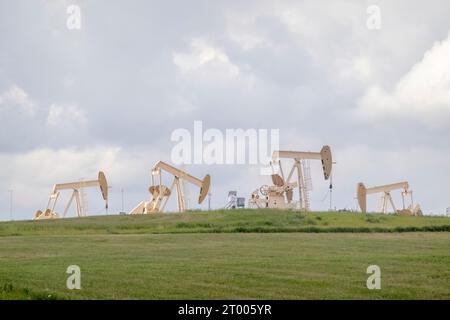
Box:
(1, 0), (450, 220)
(357, 32), (450, 128)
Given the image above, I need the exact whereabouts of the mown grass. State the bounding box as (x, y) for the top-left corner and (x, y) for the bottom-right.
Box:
(0, 210), (448, 299)
(0, 283), (59, 300)
(0, 233), (449, 299)
(0, 209), (449, 236)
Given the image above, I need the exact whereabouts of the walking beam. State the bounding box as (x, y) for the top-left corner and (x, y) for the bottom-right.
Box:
(35, 171), (108, 220)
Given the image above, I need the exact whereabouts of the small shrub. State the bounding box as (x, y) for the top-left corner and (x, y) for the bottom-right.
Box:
(365, 215), (380, 223)
(1, 283), (14, 293)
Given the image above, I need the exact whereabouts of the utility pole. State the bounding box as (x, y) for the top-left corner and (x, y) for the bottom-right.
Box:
(208, 193), (211, 211)
(8, 189), (13, 220)
(107, 186), (112, 215)
(121, 188), (124, 212)
(329, 185), (333, 211)
(330, 162), (336, 211)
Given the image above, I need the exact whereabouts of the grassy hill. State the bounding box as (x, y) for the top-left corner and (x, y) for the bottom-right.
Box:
(0, 210), (449, 300)
(1, 209), (449, 236)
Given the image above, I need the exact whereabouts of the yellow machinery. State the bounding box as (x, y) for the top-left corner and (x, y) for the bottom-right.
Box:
(249, 145), (332, 211)
(130, 161), (210, 214)
(35, 171), (108, 219)
(357, 181), (422, 216)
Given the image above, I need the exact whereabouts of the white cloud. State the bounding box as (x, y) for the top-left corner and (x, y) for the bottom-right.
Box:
(337, 56), (374, 83)
(46, 103), (87, 126)
(357, 32), (450, 128)
(224, 8), (277, 52)
(0, 85), (35, 116)
(173, 38), (240, 78)
(228, 28), (271, 52)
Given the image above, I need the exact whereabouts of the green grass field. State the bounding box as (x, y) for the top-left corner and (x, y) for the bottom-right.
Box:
(0, 210), (449, 299)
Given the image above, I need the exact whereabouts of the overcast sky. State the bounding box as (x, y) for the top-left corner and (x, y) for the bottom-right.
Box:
(1, 0), (449, 220)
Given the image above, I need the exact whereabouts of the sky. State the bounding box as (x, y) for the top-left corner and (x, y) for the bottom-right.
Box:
(0, 0), (449, 221)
